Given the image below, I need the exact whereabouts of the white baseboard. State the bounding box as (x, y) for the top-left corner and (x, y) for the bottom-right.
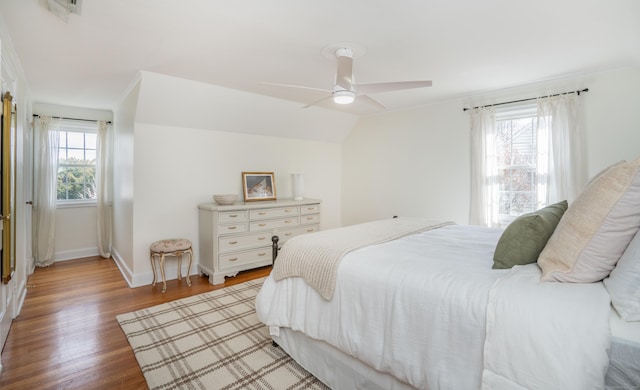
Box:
(55, 247), (100, 262)
(111, 248), (198, 288)
(111, 248), (134, 287)
(14, 278), (27, 318)
(28, 256), (35, 275)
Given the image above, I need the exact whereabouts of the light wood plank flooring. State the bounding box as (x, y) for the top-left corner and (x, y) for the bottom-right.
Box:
(0, 256), (271, 389)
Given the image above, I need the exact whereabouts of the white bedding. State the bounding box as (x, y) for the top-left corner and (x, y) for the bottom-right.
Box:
(255, 224), (612, 389)
(482, 264), (610, 389)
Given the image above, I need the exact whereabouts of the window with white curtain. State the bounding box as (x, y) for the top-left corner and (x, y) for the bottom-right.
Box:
(470, 93), (586, 228)
(495, 103), (543, 226)
(56, 120), (98, 202)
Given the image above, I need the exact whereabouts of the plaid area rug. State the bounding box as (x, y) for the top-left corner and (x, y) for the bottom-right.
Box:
(116, 277), (328, 390)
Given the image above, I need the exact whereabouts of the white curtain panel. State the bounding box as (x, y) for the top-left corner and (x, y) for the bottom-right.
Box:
(535, 107), (551, 209)
(469, 107), (499, 227)
(33, 116), (59, 267)
(96, 121), (112, 258)
(537, 94), (587, 203)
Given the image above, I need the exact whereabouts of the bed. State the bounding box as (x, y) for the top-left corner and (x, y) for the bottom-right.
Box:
(255, 158), (640, 390)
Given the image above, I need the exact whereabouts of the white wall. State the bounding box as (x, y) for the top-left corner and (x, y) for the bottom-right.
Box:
(54, 206), (98, 260)
(582, 68), (640, 170)
(112, 78), (139, 282)
(343, 102), (470, 225)
(135, 71), (359, 143)
(32, 103), (113, 122)
(31, 103), (113, 261)
(126, 124), (341, 286)
(342, 67), (640, 226)
(112, 72), (347, 287)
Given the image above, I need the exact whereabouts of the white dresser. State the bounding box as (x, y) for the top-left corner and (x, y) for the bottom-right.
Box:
(198, 198), (321, 285)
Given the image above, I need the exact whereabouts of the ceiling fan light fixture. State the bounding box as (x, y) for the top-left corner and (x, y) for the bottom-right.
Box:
(333, 90), (355, 104)
(261, 43), (431, 109)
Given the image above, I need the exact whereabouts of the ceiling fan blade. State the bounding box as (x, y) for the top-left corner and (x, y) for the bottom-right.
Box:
(335, 51), (353, 89)
(359, 95), (386, 109)
(259, 82), (331, 93)
(354, 80), (432, 95)
(302, 94), (334, 109)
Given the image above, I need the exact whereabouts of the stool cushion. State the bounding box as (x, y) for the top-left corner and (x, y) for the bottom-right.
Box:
(151, 238), (192, 253)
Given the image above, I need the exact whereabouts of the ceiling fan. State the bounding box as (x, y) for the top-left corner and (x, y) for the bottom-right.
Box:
(260, 47), (432, 109)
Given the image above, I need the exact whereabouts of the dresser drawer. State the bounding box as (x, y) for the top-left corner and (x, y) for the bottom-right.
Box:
(250, 217), (299, 231)
(300, 204), (320, 215)
(218, 210), (248, 223)
(300, 214), (320, 225)
(278, 224), (319, 243)
(218, 223), (248, 234)
(219, 247), (271, 269)
(218, 232), (271, 253)
(250, 206), (299, 220)
(199, 199), (321, 285)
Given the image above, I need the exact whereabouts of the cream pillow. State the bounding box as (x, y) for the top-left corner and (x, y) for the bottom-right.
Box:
(538, 157), (640, 282)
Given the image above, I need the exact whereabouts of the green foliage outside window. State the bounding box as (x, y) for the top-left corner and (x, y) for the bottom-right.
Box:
(57, 158), (96, 200)
(57, 129), (97, 201)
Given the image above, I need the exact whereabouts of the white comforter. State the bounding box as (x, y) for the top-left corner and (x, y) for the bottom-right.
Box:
(255, 224), (611, 389)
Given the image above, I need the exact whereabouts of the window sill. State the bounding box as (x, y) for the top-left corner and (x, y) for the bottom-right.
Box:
(56, 200), (97, 209)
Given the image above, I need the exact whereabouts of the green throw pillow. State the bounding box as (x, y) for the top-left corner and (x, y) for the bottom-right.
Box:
(492, 200), (569, 269)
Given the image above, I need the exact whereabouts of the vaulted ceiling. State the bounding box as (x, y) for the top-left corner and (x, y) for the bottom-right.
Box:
(1, 0), (639, 115)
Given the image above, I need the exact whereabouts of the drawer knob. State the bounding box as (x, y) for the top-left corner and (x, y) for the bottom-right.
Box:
(228, 226), (237, 230)
(258, 252), (266, 257)
(259, 223), (266, 227)
(229, 257), (238, 262)
(307, 229), (314, 232)
(285, 209), (291, 212)
(229, 241), (238, 245)
(285, 232), (292, 236)
(229, 214), (238, 218)
(307, 217), (313, 220)
(258, 236), (266, 240)
(285, 220), (291, 223)
(259, 212), (266, 215)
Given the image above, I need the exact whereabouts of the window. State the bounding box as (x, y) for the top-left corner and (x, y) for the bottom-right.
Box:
(494, 104), (543, 226)
(57, 122), (97, 202)
(470, 94), (584, 228)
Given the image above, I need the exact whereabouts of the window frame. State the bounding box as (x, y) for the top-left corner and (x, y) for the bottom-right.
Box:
(55, 120), (98, 206)
(493, 103), (542, 227)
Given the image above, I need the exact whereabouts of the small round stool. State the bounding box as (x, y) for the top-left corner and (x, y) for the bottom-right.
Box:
(150, 238), (193, 293)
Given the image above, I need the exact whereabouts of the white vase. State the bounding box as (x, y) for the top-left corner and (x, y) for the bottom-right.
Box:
(291, 173), (304, 200)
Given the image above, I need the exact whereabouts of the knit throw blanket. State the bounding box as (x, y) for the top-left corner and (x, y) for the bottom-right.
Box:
(272, 218), (453, 300)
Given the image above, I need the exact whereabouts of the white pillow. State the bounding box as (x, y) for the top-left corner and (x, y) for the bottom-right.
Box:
(604, 230), (640, 321)
(538, 157), (640, 282)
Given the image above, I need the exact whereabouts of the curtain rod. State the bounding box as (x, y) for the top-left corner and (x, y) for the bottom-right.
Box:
(32, 114), (112, 124)
(462, 88), (589, 112)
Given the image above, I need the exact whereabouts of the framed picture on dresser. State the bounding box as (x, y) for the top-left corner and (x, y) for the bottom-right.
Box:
(242, 172), (276, 202)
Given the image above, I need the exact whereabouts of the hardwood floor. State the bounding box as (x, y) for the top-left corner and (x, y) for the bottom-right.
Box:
(0, 257), (271, 389)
